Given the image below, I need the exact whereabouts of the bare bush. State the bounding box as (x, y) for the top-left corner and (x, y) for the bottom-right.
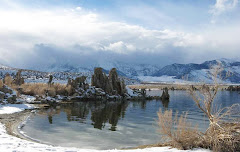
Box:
(3, 73), (13, 86)
(188, 64), (240, 152)
(157, 63), (240, 152)
(0, 79), (3, 88)
(157, 109), (200, 150)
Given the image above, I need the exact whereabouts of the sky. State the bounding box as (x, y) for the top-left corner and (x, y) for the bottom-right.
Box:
(0, 0), (240, 69)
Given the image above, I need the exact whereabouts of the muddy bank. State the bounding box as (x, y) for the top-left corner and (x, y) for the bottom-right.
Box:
(0, 110), (33, 141)
(0, 104), (50, 142)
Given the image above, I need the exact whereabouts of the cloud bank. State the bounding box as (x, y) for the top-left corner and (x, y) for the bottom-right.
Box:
(0, 0), (239, 69)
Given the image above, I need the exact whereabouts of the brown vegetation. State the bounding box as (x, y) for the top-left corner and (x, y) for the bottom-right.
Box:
(157, 109), (200, 150)
(3, 73), (13, 86)
(20, 83), (70, 97)
(157, 64), (240, 152)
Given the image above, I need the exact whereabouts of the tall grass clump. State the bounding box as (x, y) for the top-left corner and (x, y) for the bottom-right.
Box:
(157, 109), (200, 150)
(0, 79), (3, 88)
(3, 73), (13, 86)
(20, 83), (69, 97)
(157, 63), (240, 152)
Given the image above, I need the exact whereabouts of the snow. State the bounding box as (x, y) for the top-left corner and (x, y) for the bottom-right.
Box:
(126, 87), (138, 97)
(0, 104), (35, 114)
(22, 95), (36, 103)
(0, 124), (210, 152)
(138, 76), (189, 84)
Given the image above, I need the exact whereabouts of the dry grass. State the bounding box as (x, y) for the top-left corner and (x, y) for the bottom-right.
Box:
(157, 109), (201, 150)
(3, 74), (13, 86)
(0, 79), (3, 88)
(157, 64), (240, 152)
(20, 83), (71, 97)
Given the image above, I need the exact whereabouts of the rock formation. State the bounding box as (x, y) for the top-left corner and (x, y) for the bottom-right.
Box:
(161, 87), (170, 100)
(108, 68), (126, 95)
(48, 75), (53, 86)
(91, 67), (126, 96)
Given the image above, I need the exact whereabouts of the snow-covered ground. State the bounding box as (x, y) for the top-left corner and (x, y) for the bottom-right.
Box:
(0, 104), (35, 114)
(0, 104), (211, 152)
(138, 76), (190, 84)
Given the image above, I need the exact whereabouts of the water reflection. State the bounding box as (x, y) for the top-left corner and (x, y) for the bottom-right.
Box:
(161, 99), (170, 110)
(22, 90), (240, 150)
(40, 100), (163, 131)
(40, 101), (153, 131)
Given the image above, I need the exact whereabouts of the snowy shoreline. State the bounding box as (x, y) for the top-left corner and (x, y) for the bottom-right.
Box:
(0, 104), (211, 152)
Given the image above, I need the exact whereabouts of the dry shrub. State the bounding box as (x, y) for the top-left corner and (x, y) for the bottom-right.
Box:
(203, 121), (240, 152)
(21, 83), (48, 96)
(157, 63), (240, 152)
(4, 74), (13, 86)
(48, 87), (56, 96)
(65, 85), (73, 96)
(157, 109), (201, 150)
(21, 83), (69, 97)
(52, 83), (68, 96)
(187, 63), (240, 152)
(0, 79), (3, 88)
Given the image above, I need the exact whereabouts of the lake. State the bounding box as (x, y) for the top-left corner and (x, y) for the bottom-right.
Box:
(20, 90), (240, 150)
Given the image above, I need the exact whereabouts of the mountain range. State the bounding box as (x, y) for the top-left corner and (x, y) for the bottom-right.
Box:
(0, 58), (240, 84)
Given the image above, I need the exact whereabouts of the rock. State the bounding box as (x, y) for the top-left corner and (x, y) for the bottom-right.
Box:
(227, 85), (240, 91)
(161, 87), (170, 100)
(91, 67), (126, 96)
(0, 85), (13, 94)
(48, 75), (53, 86)
(91, 67), (108, 89)
(7, 95), (17, 104)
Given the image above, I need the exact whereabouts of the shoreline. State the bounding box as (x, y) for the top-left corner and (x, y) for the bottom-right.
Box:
(0, 109), (163, 150)
(0, 109), (35, 141)
(0, 107), (211, 152)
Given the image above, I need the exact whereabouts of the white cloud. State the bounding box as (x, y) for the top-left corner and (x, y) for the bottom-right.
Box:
(104, 41), (136, 53)
(210, 0), (238, 16)
(0, 8), (206, 62)
(0, 2), (239, 67)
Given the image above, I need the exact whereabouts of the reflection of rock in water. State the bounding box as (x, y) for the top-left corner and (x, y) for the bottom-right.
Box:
(161, 99), (170, 109)
(40, 100), (150, 131)
(91, 101), (128, 131)
(48, 115), (53, 124)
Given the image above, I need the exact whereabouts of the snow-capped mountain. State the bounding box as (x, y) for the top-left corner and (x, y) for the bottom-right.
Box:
(0, 58), (239, 84)
(152, 58), (240, 83)
(29, 61), (162, 78)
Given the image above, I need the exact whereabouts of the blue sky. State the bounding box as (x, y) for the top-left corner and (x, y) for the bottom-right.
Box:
(0, 0), (239, 68)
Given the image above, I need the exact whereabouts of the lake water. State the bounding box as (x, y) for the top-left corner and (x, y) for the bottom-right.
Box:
(21, 90), (240, 150)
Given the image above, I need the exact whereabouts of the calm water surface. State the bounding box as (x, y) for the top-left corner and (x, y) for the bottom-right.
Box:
(21, 90), (240, 150)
